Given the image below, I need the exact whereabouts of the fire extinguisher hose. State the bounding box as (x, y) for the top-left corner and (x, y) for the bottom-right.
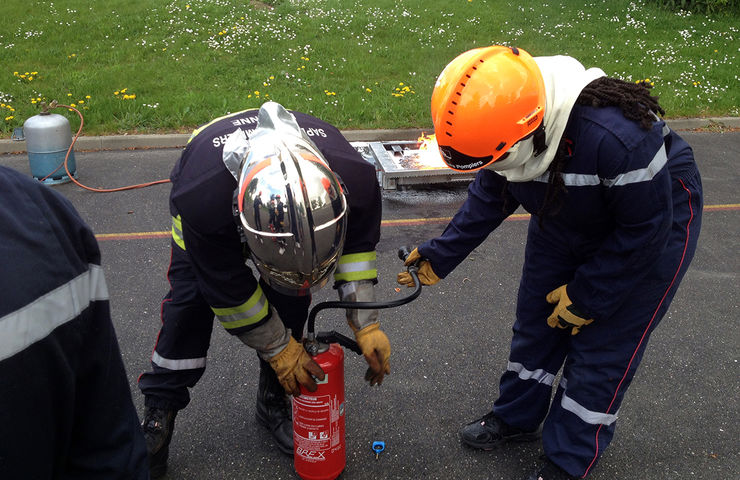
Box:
(307, 247), (422, 352)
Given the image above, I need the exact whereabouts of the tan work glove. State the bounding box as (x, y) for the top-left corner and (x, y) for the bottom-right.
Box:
(353, 323), (391, 386)
(268, 337), (325, 396)
(546, 285), (594, 335)
(396, 247), (440, 287)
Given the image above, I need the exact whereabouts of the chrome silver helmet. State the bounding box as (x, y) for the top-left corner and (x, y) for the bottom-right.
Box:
(225, 102), (347, 296)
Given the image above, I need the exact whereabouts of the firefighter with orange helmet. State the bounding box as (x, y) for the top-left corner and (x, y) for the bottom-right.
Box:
(138, 102), (387, 478)
(398, 46), (703, 479)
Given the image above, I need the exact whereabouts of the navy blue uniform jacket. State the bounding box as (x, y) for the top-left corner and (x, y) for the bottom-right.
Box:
(418, 105), (699, 321)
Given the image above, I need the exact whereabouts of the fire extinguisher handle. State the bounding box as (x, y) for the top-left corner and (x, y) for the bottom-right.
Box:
(316, 330), (362, 355)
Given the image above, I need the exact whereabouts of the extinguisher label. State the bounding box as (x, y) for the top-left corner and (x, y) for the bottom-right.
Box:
(293, 393), (343, 462)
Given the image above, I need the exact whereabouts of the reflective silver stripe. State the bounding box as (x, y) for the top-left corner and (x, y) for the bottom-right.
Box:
(213, 286), (269, 330)
(561, 392), (618, 426)
(152, 350), (207, 370)
(533, 143), (667, 188)
(0, 264), (109, 361)
(559, 377), (619, 426)
(507, 361), (556, 386)
(533, 171), (603, 186)
(335, 259), (377, 275)
(562, 172), (601, 186)
(603, 144), (667, 187)
(334, 252), (378, 282)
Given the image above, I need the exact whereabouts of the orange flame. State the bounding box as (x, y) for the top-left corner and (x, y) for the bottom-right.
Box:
(417, 132), (437, 151)
(410, 132), (446, 168)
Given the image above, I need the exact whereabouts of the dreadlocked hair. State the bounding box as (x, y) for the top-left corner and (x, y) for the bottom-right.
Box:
(577, 77), (665, 130)
(535, 140), (570, 228)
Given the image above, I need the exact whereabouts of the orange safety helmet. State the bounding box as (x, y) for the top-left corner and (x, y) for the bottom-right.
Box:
(431, 46), (546, 171)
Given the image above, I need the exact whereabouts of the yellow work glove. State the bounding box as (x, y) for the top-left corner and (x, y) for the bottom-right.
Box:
(396, 247), (441, 287)
(353, 323), (391, 386)
(546, 285), (594, 335)
(268, 337), (325, 396)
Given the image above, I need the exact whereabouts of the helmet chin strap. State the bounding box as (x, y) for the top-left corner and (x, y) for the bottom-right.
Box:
(532, 123), (548, 158)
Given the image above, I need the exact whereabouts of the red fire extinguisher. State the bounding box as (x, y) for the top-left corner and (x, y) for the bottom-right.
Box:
(293, 247), (422, 480)
(292, 341), (346, 480)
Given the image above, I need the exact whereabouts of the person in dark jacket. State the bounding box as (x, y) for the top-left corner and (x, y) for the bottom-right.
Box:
(0, 165), (148, 479)
(138, 102), (387, 477)
(397, 46), (702, 480)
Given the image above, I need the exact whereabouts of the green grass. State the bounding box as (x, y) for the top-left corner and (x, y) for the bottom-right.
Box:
(0, 0), (737, 136)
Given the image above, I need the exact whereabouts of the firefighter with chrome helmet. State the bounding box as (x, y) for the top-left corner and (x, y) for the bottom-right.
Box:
(138, 102), (386, 478)
(397, 46), (702, 479)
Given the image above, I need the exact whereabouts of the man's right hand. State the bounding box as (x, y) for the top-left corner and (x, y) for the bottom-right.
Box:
(268, 337), (325, 396)
(396, 247), (441, 287)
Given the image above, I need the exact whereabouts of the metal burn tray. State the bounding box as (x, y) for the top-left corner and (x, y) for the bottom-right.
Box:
(352, 140), (476, 190)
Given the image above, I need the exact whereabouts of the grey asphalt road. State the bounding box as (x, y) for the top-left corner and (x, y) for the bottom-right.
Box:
(1, 131), (738, 480)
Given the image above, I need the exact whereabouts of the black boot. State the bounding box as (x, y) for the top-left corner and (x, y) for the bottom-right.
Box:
(256, 360), (294, 456)
(460, 411), (540, 450)
(141, 405), (177, 478)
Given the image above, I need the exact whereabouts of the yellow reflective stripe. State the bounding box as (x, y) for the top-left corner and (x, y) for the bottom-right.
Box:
(187, 108), (259, 143)
(212, 285), (269, 330)
(171, 215), (185, 250)
(334, 251), (378, 282)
